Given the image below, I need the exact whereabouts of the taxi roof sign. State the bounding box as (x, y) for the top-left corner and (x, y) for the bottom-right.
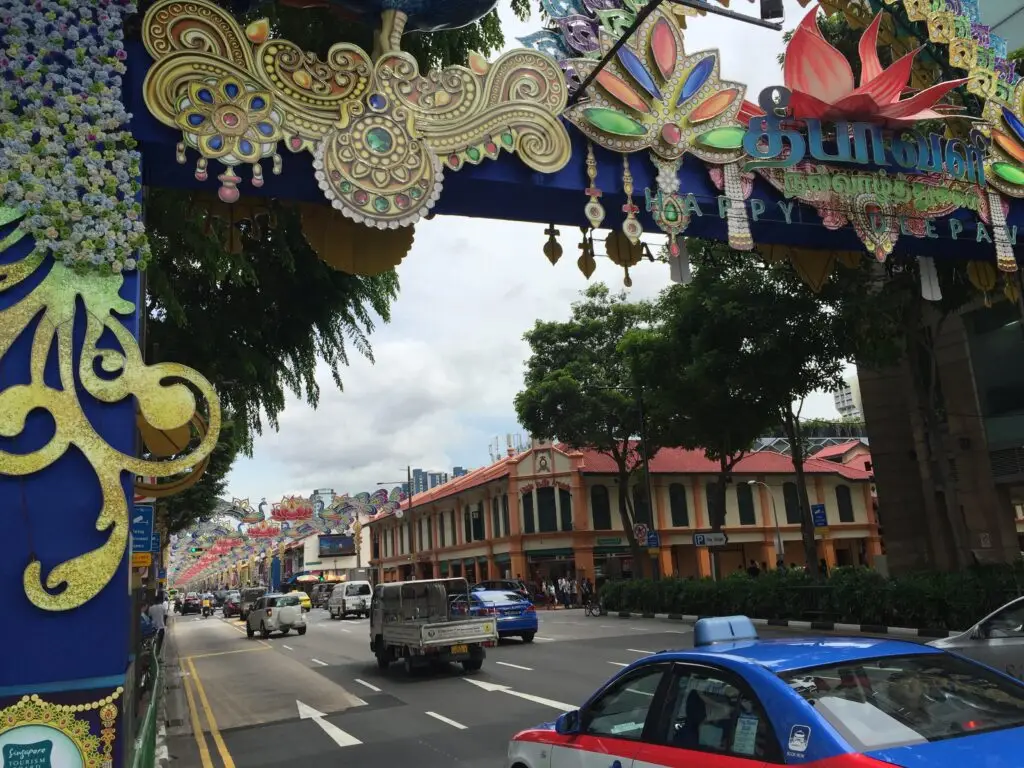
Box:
(693, 615), (759, 647)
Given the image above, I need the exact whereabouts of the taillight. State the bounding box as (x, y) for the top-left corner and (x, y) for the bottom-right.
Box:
(479, 607), (497, 616)
(266, 608), (272, 617)
(525, 605), (536, 614)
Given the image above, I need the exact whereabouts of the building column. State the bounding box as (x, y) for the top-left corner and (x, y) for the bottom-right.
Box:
(696, 548), (712, 578)
(658, 546), (674, 579)
(817, 539), (837, 569)
(511, 551), (527, 581)
(571, 473), (590, 531)
(575, 547), (595, 581)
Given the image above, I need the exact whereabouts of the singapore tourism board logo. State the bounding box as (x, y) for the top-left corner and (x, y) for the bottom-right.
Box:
(0, 727), (82, 768)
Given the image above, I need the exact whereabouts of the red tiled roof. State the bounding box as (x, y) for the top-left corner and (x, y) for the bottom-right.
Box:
(367, 458), (513, 524)
(812, 441), (864, 460)
(572, 445), (873, 481)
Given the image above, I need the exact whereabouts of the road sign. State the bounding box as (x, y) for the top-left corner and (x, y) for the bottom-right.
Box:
(131, 552), (153, 568)
(151, 531), (162, 553)
(646, 530), (661, 548)
(693, 532), (728, 547)
(811, 504), (827, 528)
(131, 505), (154, 553)
(633, 523), (649, 543)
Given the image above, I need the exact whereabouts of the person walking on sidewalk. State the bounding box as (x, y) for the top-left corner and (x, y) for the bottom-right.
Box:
(148, 593), (167, 653)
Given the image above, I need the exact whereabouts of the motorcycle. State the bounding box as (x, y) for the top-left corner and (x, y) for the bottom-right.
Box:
(201, 601), (212, 618)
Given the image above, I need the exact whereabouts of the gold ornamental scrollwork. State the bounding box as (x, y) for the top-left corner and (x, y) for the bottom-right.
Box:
(142, 0), (572, 228)
(0, 209), (220, 612)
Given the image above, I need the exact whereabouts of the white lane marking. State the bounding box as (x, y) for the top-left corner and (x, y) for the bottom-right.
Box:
(297, 700), (362, 747)
(664, 630), (691, 634)
(311, 658), (329, 666)
(496, 661), (533, 671)
(282, 645), (294, 651)
(463, 679), (575, 711)
(339, 628), (351, 633)
(608, 662), (629, 667)
(628, 649), (655, 654)
(354, 679), (381, 693)
(533, 636), (555, 642)
(425, 711), (467, 730)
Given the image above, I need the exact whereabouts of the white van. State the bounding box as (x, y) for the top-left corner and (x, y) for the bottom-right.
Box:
(328, 580), (372, 619)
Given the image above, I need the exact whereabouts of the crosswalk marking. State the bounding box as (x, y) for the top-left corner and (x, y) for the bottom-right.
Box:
(496, 661), (533, 671)
(425, 711), (467, 730)
(354, 679), (381, 692)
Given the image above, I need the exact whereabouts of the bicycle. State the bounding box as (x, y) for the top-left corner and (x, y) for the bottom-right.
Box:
(584, 596), (601, 617)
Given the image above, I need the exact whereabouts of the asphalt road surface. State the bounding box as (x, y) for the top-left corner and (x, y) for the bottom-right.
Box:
(164, 607), (858, 768)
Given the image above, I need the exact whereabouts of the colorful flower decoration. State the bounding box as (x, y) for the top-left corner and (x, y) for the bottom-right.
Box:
(562, 13), (747, 164)
(174, 77), (284, 202)
(0, 0), (149, 274)
(270, 495), (314, 521)
(784, 7), (968, 127)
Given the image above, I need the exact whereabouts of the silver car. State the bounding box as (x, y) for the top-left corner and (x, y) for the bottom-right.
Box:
(930, 596), (1024, 680)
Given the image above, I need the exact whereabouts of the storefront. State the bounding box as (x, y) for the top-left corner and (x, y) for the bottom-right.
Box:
(526, 549), (575, 584)
(593, 538), (633, 586)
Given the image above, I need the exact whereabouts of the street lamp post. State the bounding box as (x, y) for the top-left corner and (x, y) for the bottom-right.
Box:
(748, 480), (784, 567)
(377, 466), (416, 578)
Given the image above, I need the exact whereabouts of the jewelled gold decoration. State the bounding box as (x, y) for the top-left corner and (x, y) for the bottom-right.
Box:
(0, 688), (123, 768)
(583, 143), (606, 229)
(143, 0), (571, 229)
(620, 155), (642, 244)
(0, 210), (220, 612)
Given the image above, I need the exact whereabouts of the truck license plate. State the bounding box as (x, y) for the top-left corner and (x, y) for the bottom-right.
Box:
(450, 644), (468, 655)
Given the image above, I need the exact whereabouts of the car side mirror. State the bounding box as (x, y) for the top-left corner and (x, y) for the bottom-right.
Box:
(555, 710), (581, 735)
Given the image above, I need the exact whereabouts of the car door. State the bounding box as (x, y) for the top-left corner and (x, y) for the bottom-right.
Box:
(941, 598), (1024, 680)
(551, 663), (672, 768)
(248, 597), (265, 628)
(632, 663), (781, 768)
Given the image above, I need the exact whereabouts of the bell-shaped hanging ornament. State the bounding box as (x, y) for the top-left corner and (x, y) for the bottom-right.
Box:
(543, 224), (563, 265)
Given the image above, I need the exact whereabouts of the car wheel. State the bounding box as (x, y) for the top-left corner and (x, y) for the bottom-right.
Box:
(521, 632), (535, 643)
(260, 622), (270, 639)
(298, 627), (307, 636)
(246, 624), (254, 639)
(280, 628), (289, 636)
(404, 656), (415, 675)
(462, 658), (483, 673)
(376, 649), (389, 670)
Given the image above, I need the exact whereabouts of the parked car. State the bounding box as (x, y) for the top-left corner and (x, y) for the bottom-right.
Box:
(180, 592), (201, 616)
(508, 615), (1024, 768)
(470, 589), (537, 643)
(222, 591), (241, 618)
(310, 583), (335, 608)
(328, 580), (372, 620)
(246, 593), (307, 639)
(930, 595), (1024, 680)
(239, 586), (267, 621)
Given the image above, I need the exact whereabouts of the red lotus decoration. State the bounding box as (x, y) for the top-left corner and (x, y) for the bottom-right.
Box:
(784, 6), (967, 127)
(247, 520), (282, 538)
(271, 495), (314, 522)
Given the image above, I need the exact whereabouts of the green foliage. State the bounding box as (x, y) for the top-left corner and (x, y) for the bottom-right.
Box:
(599, 563), (1024, 630)
(515, 284), (660, 569)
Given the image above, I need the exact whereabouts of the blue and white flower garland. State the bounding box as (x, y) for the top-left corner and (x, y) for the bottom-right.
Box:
(0, 0), (149, 273)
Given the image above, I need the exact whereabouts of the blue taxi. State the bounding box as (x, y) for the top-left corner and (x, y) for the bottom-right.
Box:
(472, 589), (538, 643)
(506, 616), (1024, 768)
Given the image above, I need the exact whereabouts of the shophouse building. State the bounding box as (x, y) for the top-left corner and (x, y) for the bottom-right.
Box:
(366, 439), (879, 585)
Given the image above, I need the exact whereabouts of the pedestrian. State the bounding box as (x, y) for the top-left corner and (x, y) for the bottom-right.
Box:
(746, 560), (760, 578)
(149, 593), (167, 652)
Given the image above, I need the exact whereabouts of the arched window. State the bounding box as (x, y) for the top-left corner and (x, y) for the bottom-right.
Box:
(521, 491), (535, 534)
(559, 488), (573, 531)
(632, 485), (651, 525)
(783, 482), (801, 524)
(669, 483), (689, 527)
(591, 485), (612, 530)
(537, 487), (558, 532)
(736, 483), (756, 526)
(836, 484), (855, 523)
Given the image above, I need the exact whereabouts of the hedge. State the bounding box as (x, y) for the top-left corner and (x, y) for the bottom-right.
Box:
(598, 564), (1024, 630)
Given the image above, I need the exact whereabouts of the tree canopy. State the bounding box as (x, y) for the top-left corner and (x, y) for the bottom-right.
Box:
(514, 284), (661, 575)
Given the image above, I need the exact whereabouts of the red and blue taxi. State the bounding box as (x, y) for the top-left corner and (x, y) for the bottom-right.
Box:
(507, 616), (1024, 768)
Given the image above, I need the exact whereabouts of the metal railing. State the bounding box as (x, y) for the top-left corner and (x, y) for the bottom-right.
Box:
(131, 641), (164, 768)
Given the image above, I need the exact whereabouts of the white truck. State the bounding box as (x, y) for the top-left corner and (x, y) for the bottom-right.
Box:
(369, 578), (498, 674)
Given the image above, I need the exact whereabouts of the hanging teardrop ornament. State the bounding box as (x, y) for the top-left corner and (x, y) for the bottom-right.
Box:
(577, 226), (597, 279)
(252, 162), (264, 188)
(583, 142), (606, 230)
(272, 153), (283, 175)
(176, 142), (187, 164)
(544, 223), (563, 266)
(195, 157), (208, 182)
(621, 155), (643, 245)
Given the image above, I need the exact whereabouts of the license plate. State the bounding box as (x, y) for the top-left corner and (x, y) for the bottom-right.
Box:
(450, 644), (468, 655)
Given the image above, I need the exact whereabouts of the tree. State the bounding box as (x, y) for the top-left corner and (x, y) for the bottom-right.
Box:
(621, 242), (780, 541)
(514, 284), (660, 577)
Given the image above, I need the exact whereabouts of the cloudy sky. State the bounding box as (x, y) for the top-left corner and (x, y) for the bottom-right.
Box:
(225, 0), (843, 504)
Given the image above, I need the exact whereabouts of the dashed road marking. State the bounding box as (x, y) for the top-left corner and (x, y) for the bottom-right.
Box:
(339, 628), (351, 633)
(354, 679), (381, 693)
(311, 658), (329, 666)
(496, 661), (533, 671)
(533, 636), (554, 642)
(425, 711), (467, 730)
(282, 645), (293, 651)
(608, 662), (629, 667)
(627, 649), (655, 655)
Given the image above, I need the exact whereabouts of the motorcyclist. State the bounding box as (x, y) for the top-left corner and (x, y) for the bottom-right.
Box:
(201, 593), (213, 617)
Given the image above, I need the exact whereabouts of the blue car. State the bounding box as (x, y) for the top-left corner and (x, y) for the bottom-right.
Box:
(507, 615), (1024, 768)
(471, 589), (538, 643)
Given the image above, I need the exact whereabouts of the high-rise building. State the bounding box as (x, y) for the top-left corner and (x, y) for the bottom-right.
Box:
(452, 466), (468, 477)
(833, 375), (863, 419)
(427, 472), (449, 489)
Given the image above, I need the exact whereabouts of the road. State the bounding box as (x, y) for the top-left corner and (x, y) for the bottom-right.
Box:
(165, 607), (851, 767)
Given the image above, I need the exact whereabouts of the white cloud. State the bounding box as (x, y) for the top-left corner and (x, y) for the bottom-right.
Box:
(225, 0), (840, 503)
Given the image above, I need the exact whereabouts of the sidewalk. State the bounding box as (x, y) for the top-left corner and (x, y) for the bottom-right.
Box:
(162, 619), (191, 752)
(609, 610), (964, 639)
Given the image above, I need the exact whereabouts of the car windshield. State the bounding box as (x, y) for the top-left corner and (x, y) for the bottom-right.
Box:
(346, 584), (371, 596)
(475, 591), (528, 604)
(780, 653), (1024, 752)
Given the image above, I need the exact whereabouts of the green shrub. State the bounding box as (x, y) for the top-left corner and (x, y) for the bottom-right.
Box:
(598, 562), (1024, 629)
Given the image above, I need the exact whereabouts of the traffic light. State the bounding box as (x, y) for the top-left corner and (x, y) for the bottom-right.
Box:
(189, 547), (204, 554)
(318, 574), (324, 582)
